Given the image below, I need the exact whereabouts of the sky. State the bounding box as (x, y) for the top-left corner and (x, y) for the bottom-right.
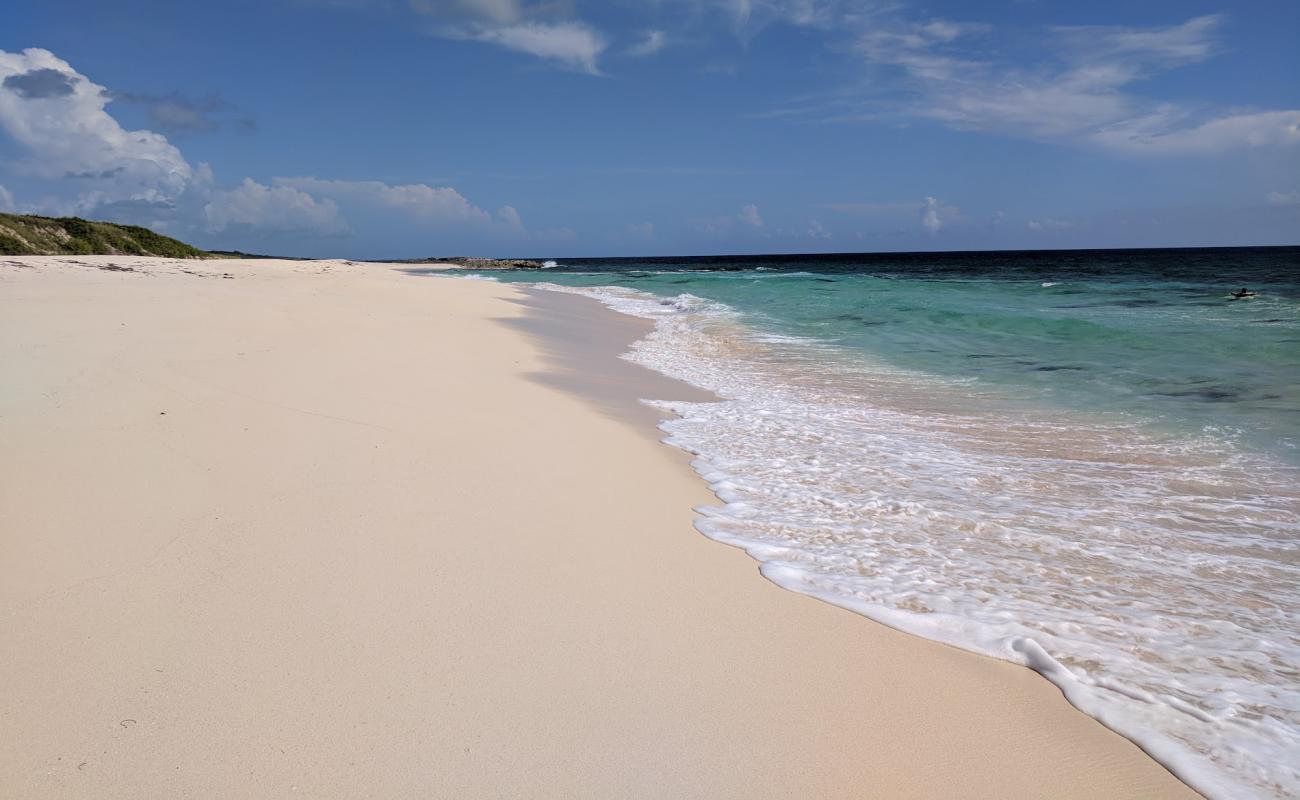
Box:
(1, 0), (1298, 258)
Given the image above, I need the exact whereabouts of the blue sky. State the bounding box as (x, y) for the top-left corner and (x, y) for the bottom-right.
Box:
(1, 0), (1297, 257)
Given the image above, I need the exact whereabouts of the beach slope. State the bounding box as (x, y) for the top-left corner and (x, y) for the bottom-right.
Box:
(0, 256), (1196, 798)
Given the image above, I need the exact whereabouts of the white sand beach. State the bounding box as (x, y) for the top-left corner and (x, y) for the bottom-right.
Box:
(0, 255), (1198, 798)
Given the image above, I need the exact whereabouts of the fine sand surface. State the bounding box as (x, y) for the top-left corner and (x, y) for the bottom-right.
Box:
(0, 255), (1197, 798)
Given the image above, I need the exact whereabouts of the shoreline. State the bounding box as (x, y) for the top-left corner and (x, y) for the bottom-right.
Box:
(503, 279), (1260, 799)
(1, 256), (1196, 797)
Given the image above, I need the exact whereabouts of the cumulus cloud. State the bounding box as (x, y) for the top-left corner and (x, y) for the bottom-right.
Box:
(274, 177), (529, 232)
(915, 196), (966, 233)
(495, 204), (523, 230)
(0, 48), (193, 211)
(807, 219), (830, 239)
(919, 196), (942, 233)
(203, 178), (347, 234)
(1266, 191), (1300, 206)
(0, 50), (327, 234)
(825, 196), (965, 237)
(628, 30), (667, 57)
(276, 177), (492, 222)
(698, 203), (769, 234)
(0, 48), (535, 244)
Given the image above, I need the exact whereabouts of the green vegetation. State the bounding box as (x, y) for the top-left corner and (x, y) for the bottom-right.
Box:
(0, 212), (208, 258)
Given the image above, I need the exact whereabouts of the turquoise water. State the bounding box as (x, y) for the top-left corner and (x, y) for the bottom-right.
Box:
(435, 247), (1300, 798)
(478, 248), (1300, 461)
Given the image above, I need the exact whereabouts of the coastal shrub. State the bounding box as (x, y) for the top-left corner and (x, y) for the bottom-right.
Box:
(59, 217), (95, 241)
(121, 224), (206, 258)
(0, 212), (207, 257)
(0, 232), (27, 254)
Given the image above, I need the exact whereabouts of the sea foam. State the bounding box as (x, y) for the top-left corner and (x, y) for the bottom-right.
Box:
(532, 281), (1300, 800)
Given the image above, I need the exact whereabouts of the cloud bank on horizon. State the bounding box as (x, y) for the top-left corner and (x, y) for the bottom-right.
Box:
(0, 0), (1297, 256)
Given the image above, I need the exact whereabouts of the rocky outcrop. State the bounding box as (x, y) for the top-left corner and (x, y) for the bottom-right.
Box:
(409, 257), (545, 269)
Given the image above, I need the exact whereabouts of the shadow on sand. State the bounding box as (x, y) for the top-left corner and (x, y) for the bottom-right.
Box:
(496, 288), (718, 435)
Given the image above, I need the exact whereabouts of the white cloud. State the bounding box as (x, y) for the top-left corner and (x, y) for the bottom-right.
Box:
(857, 20), (989, 82)
(463, 22), (607, 74)
(1091, 110), (1300, 154)
(698, 203), (769, 234)
(407, 0), (527, 24)
(722, 0), (844, 33)
(920, 196), (942, 233)
(1052, 14), (1223, 67)
(0, 183), (13, 211)
(450, 0), (524, 24)
(626, 221), (655, 237)
(0, 48), (192, 210)
(628, 30), (668, 57)
(0, 48), (558, 246)
(826, 196), (966, 235)
(916, 196), (966, 233)
(274, 177), (531, 234)
(1027, 218), (1075, 231)
(807, 219), (830, 239)
(919, 20), (991, 44)
(769, 13), (1300, 156)
(275, 177), (497, 223)
(0, 49), (354, 234)
(1267, 191), (1300, 206)
(411, 2), (608, 73)
(203, 178), (347, 235)
(496, 204), (523, 230)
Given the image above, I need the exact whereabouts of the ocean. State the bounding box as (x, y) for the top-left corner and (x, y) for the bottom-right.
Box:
(453, 247), (1300, 799)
